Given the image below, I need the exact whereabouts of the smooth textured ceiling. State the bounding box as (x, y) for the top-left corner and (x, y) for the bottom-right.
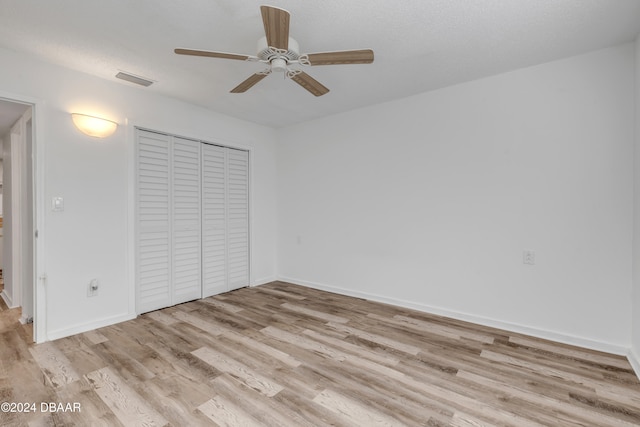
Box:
(0, 0), (639, 128)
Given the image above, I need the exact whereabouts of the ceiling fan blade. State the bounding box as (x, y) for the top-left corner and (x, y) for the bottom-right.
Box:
(260, 5), (290, 50)
(175, 48), (251, 61)
(230, 73), (268, 93)
(290, 71), (329, 97)
(306, 49), (374, 66)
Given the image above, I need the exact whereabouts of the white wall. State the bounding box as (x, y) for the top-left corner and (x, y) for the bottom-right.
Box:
(0, 46), (278, 340)
(277, 44), (635, 353)
(632, 36), (640, 373)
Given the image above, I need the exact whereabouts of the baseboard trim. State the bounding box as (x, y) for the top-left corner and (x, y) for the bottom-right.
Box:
(46, 312), (137, 341)
(629, 348), (640, 380)
(278, 276), (628, 357)
(251, 276), (278, 287)
(0, 290), (15, 308)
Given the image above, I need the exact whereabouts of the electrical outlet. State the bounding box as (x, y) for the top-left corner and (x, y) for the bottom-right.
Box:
(87, 279), (99, 297)
(523, 250), (535, 265)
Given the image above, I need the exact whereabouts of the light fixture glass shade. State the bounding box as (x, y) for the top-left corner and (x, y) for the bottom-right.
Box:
(71, 113), (118, 138)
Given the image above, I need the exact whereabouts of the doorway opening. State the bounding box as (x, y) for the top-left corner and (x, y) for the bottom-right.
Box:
(0, 98), (36, 342)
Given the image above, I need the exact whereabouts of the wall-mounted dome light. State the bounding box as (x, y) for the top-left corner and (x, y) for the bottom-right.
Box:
(71, 113), (118, 138)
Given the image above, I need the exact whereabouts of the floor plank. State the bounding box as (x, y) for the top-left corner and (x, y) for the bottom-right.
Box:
(85, 367), (168, 427)
(1, 281), (639, 426)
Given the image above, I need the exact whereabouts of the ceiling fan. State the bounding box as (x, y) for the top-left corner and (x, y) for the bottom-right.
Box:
(175, 5), (374, 96)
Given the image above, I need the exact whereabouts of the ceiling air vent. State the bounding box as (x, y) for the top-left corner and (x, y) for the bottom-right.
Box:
(116, 71), (154, 87)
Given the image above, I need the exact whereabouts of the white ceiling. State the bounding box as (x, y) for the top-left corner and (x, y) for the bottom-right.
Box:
(0, 0), (639, 128)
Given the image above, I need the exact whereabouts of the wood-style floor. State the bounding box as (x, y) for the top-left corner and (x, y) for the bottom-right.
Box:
(1, 281), (640, 426)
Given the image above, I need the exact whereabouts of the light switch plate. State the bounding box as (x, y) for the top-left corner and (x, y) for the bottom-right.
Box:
(52, 197), (64, 212)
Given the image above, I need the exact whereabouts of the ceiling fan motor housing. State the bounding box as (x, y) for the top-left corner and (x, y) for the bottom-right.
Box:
(257, 36), (300, 71)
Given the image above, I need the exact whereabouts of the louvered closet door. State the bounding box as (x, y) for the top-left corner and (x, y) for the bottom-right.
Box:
(136, 130), (172, 313)
(137, 131), (248, 312)
(201, 144), (227, 297)
(227, 148), (249, 291)
(171, 137), (202, 304)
